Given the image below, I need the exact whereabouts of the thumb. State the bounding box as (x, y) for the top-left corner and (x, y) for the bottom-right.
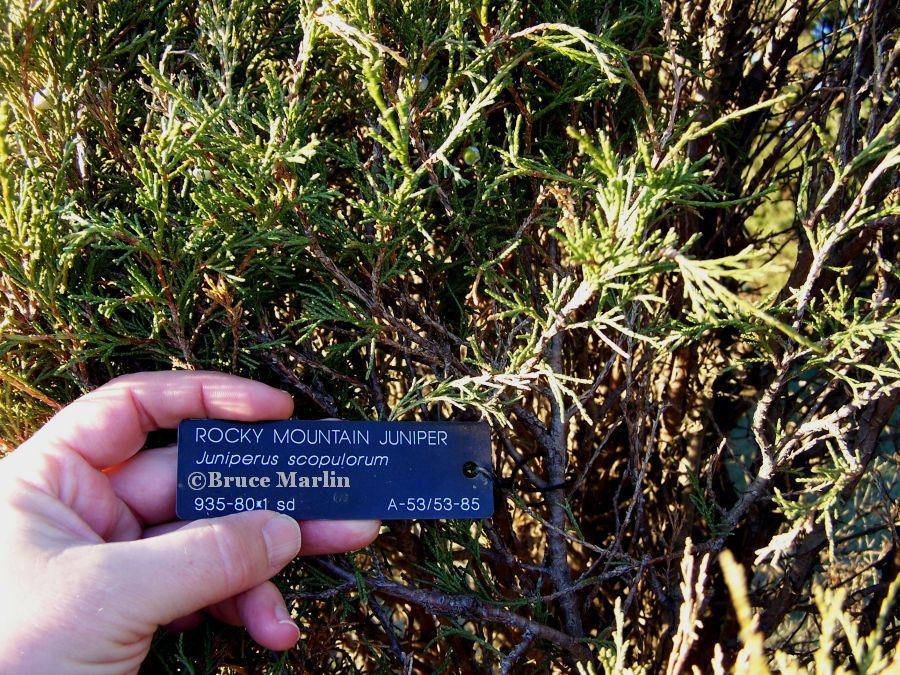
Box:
(102, 511), (301, 625)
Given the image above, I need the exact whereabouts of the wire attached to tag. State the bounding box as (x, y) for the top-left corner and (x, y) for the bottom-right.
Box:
(476, 460), (573, 493)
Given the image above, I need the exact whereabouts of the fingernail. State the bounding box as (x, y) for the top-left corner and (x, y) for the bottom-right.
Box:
(263, 514), (302, 569)
(275, 606), (300, 633)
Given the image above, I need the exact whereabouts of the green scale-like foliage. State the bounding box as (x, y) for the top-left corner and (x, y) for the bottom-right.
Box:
(1, 0), (898, 671)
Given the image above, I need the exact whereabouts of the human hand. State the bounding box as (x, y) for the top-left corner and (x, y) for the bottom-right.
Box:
(0, 371), (380, 674)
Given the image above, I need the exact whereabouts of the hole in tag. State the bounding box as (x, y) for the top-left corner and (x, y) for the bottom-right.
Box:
(462, 461), (479, 478)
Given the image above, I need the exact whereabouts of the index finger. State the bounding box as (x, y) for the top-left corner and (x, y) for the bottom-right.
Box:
(20, 371), (294, 469)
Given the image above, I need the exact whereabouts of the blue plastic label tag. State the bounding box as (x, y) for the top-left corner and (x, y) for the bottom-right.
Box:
(177, 419), (493, 520)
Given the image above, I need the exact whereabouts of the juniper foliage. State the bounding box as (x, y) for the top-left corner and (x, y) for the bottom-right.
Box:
(1, 0), (898, 671)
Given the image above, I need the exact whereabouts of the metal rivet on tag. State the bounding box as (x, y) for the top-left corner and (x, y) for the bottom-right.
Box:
(463, 461), (479, 478)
